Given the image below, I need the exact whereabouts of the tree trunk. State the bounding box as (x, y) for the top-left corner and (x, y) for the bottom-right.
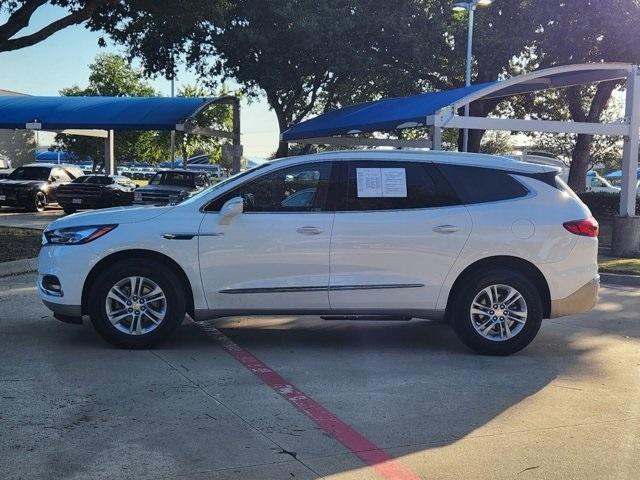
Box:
(568, 134), (593, 193)
(565, 81), (617, 193)
(455, 98), (501, 152)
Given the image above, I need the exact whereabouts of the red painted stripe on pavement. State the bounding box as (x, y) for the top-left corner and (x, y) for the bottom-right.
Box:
(198, 323), (421, 480)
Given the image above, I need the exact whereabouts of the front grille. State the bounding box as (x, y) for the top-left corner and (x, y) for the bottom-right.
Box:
(57, 185), (104, 200)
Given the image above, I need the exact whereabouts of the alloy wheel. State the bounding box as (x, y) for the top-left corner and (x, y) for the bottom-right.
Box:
(469, 284), (528, 342)
(105, 276), (167, 335)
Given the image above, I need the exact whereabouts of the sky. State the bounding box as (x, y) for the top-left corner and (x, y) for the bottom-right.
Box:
(0, 5), (280, 159)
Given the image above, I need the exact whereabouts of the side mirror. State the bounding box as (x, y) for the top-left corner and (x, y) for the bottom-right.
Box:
(49, 177), (56, 183)
(218, 196), (244, 225)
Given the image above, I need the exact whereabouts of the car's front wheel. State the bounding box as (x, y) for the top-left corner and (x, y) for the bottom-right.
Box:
(28, 191), (47, 212)
(451, 268), (543, 355)
(88, 260), (186, 348)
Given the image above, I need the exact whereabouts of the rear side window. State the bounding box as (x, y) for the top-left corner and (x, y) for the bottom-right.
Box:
(346, 161), (459, 211)
(436, 164), (529, 205)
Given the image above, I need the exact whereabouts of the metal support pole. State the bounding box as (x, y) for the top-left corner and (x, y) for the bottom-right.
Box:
(620, 65), (640, 217)
(431, 126), (442, 150)
(232, 97), (242, 174)
(462, 5), (475, 153)
(104, 129), (115, 175)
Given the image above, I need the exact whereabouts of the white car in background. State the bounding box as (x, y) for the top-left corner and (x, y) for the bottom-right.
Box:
(513, 152), (620, 194)
(38, 150), (599, 355)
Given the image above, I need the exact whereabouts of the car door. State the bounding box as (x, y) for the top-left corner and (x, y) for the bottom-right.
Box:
(329, 160), (472, 312)
(198, 161), (335, 312)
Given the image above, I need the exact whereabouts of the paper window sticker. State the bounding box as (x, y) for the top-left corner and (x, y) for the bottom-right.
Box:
(381, 168), (407, 198)
(356, 168), (383, 197)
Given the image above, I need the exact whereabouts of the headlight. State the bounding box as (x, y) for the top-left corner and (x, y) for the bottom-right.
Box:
(43, 225), (117, 245)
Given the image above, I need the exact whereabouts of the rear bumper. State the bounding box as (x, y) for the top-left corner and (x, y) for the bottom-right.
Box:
(550, 276), (599, 318)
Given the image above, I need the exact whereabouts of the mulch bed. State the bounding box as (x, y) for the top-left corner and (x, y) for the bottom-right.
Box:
(0, 227), (41, 262)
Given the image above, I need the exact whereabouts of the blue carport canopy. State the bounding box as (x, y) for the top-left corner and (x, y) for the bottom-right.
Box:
(0, 96), (213, 130)
(282, 83), (494, 141)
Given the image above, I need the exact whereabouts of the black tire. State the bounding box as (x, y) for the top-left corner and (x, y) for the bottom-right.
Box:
(28, 191), (47, 212)
(63, 206), (77, 215)
(88, 259), (186, 348)
(450, 268), (543, 356)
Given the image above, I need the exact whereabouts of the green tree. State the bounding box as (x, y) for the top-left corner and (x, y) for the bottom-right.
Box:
(0, 0), (112, 52)
(175, 83), (235, 169)
(527, 0), (640, 192)
(54, 53), (166, 168)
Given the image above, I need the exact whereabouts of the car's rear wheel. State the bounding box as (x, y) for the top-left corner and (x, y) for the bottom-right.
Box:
(88, 260), (186, 348)
(451, 268), (542, 355)
(28, 191), (47, 212)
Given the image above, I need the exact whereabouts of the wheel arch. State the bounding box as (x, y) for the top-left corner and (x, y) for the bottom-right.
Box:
(81, 249), (195, 317)
(446, 256), (551, 319)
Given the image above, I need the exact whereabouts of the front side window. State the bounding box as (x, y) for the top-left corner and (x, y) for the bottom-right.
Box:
(345, 161), (459, 211)
(206, 162), (332, 212)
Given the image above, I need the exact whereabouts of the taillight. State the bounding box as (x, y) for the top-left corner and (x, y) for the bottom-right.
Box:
(563, 217), (599, 237)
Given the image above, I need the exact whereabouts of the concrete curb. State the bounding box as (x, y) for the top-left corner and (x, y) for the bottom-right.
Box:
(600, 272), (640, 287)
(0, 257), (38, 277)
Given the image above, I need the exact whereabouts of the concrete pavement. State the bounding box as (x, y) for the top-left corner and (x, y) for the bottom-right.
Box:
(0, 206), (64, 230)
(0, 273), (638, 479)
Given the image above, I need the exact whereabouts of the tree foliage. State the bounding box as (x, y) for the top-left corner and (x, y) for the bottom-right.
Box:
(54, 54), (163, 167)
(0, 0), (113, 52)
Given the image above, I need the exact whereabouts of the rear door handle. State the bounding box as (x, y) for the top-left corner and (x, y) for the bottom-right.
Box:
(433, 225), (460, 234)
(297, 226), (322, 235)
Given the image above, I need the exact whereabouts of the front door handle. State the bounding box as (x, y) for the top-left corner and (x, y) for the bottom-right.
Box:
(433, 225), (460, 234)
(297, 226), (322, 235)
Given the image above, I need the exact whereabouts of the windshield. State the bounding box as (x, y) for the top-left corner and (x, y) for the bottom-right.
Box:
(7, 166), (50, 181)
(150, 171), (195, 187)
(73, 175), (114, 185)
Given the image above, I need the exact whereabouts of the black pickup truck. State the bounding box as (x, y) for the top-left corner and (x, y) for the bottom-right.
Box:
(133, 170), (211, 205)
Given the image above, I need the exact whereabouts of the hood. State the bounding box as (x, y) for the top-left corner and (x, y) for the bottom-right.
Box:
(137, 184), (192, 194)
(0, 179), (46, 188)
(44, 204), (175, 231)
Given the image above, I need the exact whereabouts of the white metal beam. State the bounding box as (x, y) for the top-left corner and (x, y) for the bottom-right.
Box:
(286, 136), (432, 148)
(620, 65), (640, 216)
(428, 112), (629, 136)
(104, 130), (115, 175)
(177, 124), (236, 140)
(44, 129), (109, 138)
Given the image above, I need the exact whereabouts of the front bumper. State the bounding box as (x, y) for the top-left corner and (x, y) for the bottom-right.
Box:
(550, 276), (599, 318)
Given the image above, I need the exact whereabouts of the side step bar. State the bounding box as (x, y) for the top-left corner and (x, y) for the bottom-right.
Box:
(320, 315), (412, 321)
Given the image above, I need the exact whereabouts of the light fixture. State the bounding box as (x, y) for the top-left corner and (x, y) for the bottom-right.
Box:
(452, 0), (493, 11)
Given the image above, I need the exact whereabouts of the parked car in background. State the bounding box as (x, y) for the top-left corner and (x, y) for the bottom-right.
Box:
(0, 163), (84, 211)
(133, 169), (211, 205)
(39, 150), (599, 355)
(56, 174), (137, 214)
(584, 172), (621, 194)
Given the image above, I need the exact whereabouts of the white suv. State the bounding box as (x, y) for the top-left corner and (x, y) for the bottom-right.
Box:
(38, 151), (599, 355)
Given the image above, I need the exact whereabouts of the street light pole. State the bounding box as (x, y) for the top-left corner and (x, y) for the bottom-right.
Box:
(462, 3), (475, 152)
(453, 0), (492, 152)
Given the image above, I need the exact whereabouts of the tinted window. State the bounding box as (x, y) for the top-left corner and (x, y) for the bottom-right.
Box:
(346, 161), (459, 211)
(206, 162), (332, 212)
(436, 164), (529, 204)
(7, 166), (50, 181)
(150, 171), (195, 187)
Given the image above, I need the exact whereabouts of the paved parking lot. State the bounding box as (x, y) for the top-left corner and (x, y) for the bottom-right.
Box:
(1, 273), (638, 480)
(0, 207), (64, 230)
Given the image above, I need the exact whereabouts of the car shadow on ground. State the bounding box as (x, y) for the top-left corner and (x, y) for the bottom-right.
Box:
(4, 282), (637, 480)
